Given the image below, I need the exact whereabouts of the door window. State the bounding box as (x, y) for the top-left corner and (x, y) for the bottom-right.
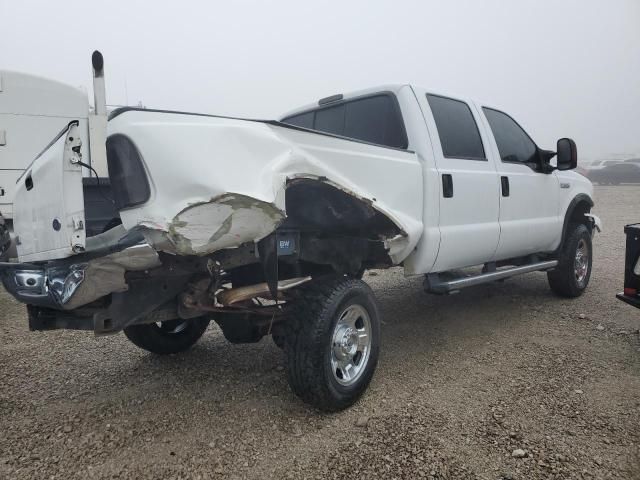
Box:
(483, 107), (537, 164)
(426, 94), (485, 160)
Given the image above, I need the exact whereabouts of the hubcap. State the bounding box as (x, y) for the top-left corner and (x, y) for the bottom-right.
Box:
(330, 304), (372, 386)
(574, 238), (590, 287)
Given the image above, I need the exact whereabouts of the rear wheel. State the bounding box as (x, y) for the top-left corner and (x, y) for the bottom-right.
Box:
(123, 317), (210, 355)
(284, 276), (380, 412)
(548, 223), (592, 297)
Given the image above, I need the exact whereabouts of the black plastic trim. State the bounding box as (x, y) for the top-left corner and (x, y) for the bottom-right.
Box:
(556, 194), (594, 253)
(500, 159), (541, 173)
(318, 94), (344, 105)
(106, 134), (151, 210)
(500, 176), (510, 196)
(442, 174), (453, 198)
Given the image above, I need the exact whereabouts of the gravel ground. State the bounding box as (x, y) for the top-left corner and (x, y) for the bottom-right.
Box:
(1, 185), (639, 480)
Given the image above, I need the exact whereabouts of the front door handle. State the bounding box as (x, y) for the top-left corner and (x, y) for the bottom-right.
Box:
(442, 174), (453, 198)
(501, 176), (510, 197)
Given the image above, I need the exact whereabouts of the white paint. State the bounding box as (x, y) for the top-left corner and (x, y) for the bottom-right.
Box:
(0, 70), (90, 219)
(281, 84), (589, 275)
(412, 87), (502, 271)
(11, 82), (596, 274)
(108, 97), (424, 263)
(13, 123), (86, 262)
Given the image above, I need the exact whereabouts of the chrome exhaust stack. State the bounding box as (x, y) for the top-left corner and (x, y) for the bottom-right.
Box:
(88, 50), (109, 178)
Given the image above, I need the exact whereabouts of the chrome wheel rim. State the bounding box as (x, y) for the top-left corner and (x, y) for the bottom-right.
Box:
(156, 319), (189, 334)
(574, 238), (590, 286)
(330, 304), (372, 386)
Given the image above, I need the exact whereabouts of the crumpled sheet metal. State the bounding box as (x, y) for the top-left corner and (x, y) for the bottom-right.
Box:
(110, 112), (424, 264)
(57, 244), (160, 310)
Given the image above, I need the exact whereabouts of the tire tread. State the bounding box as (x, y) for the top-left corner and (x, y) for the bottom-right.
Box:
(548, 223), (592, 298)
(284, 276), (379, 412)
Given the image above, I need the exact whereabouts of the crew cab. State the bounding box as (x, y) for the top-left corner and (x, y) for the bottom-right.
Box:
(0, 52), (601, 411)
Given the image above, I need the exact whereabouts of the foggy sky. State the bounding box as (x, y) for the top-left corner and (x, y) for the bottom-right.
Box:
(1, 0), (639, 161)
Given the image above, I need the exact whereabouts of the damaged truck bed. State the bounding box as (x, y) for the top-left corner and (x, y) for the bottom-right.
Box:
(4, 108), (423, 320)
(107, 108), (423, 260)
(0, 52), (599, 411)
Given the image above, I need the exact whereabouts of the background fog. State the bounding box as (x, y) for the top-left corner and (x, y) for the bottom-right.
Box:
(1, 0), (638, 161)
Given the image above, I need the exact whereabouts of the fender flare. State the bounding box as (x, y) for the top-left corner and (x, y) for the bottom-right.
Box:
(557, 193), (594, 253)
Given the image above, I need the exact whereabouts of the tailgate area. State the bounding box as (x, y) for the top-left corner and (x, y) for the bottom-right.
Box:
(13, 122), (86, 262)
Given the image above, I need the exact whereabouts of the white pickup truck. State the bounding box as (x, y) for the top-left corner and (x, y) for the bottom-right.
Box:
(0, 53), (601, 411)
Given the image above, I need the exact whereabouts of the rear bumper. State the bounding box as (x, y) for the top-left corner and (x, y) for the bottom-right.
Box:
(0, 262), (86, 309)
(0, 243), (161, 310)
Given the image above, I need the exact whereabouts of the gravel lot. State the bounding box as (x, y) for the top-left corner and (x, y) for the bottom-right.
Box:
(1, 185), (639, 480)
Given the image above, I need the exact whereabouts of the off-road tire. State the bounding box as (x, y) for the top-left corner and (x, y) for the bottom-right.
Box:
(284, 276), (380, 412)
(124, 317), (210, 355)
(548, 223), (592, 298)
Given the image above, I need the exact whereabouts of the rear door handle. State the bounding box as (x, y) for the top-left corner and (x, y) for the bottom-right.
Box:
(442, 174), (453, 198)
(501, 176), (510, 197)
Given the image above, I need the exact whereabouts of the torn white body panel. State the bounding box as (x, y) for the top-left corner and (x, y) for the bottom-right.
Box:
(107, 111), (424, 263)
(166, 194), (284, 255)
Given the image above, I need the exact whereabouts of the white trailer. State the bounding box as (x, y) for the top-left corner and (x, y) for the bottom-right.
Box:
(0, 61), (115, 258)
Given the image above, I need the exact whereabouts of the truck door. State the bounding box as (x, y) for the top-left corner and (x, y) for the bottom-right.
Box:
(480, 107), (560, 260)
(420, 93), (501, 271)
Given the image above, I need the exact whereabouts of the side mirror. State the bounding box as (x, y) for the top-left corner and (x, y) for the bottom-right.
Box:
(556, 138), (577, 171)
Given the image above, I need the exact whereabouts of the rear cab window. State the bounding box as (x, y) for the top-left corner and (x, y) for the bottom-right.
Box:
(281, 93), (408, 149)
(426, 94), (486, 160)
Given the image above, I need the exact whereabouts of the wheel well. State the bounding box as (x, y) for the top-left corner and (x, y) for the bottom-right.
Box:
(247, 179), (402, 286)
(282, 178), (401, 239)
(558, 195), (593, 253)
(567, 200), (592, 227)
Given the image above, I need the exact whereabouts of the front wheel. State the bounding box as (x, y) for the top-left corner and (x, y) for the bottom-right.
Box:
(123, 317), (210, 355)
(548, 223), (592, 297)
(284, 276), (380, 412)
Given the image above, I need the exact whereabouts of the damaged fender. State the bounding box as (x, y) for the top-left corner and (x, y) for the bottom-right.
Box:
(107, 111), (424, 263)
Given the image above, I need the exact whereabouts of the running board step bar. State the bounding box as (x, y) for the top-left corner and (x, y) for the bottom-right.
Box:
(425, 260), (558, 294)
